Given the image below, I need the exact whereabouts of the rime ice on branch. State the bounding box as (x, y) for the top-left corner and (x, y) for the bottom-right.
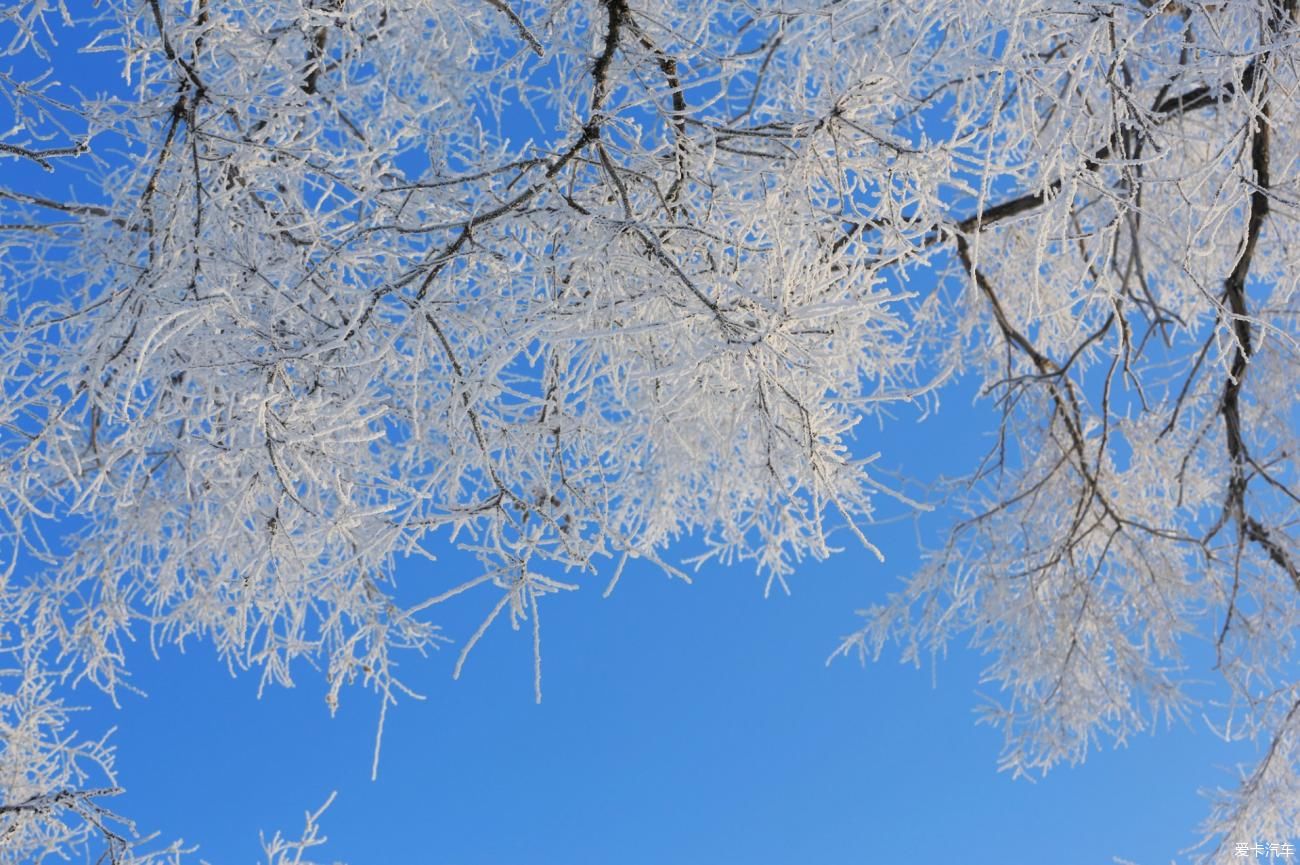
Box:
(2, 0), (1299, 860)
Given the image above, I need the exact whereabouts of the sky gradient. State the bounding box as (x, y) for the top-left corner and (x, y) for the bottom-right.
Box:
(84, 377), (1254, 865)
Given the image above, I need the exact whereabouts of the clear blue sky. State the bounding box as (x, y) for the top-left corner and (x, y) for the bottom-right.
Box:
(83, 379), (1246, 865)
(5, 12), (1272, 865)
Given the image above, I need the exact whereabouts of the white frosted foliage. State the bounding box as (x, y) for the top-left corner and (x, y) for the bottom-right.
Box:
(2, 0), (1299, 860)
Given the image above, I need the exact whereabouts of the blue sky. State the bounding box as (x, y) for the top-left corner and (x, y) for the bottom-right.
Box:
(2, 9), (1281, 865)
(77, 373), (1247, 865)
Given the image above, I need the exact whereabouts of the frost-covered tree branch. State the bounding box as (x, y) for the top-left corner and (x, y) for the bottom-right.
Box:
(3, 0), (1300, 860)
